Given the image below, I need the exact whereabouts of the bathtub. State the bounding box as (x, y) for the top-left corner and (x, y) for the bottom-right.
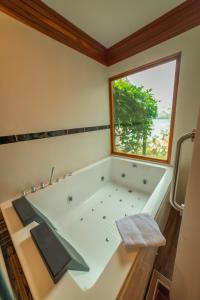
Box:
(25, 156), (172, 291)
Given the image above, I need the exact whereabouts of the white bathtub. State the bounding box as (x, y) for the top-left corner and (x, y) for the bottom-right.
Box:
(26, 156), (172, 291)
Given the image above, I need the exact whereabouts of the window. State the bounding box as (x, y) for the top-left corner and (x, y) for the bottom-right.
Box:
(109, 53), (181, 163)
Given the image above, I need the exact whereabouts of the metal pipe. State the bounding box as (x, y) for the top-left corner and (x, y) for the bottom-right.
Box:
(170, 129), (196, 212)
(49, 167), (55, 185)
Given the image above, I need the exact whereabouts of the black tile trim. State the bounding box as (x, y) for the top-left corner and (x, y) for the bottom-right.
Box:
(0, 125), (110, 145)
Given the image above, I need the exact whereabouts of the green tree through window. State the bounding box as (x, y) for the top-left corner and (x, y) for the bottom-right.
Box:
(113, 79), (158, 156)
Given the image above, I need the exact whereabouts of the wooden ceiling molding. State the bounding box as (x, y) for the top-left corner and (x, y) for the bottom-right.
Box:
(107, 0), (200, 65)
(0, 0), (200, 66)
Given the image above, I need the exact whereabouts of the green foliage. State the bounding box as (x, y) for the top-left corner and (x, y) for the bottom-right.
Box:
(113, 78), (158, 155)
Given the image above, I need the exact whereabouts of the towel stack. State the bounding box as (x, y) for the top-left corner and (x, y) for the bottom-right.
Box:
(116, 213), (166, 249)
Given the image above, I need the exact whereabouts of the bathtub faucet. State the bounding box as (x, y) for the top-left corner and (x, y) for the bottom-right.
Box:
(49, 167), (55, 185)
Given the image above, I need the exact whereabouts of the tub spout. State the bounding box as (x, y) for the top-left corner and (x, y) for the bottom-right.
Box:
(49, 167), (55, 185)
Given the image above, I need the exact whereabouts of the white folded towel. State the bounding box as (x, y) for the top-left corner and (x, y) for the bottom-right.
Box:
(116, 213), (166, 249)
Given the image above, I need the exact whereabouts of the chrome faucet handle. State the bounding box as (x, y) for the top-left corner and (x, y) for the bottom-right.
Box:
(22, 190), (27, 196)
(63, 172), (72, 179)
(31, 186), (36, 193)
(41, 182), (45, 189)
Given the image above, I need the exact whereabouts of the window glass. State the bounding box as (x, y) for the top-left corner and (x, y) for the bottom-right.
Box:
(110, 55), (180, 162)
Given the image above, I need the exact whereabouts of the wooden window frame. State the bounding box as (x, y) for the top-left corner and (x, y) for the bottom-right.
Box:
(109, 52), (181, 164)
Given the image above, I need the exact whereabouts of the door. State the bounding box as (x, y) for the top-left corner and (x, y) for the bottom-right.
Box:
(170, 110), (200, 300)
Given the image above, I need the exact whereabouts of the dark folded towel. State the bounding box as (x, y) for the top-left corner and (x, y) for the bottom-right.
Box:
(12, 197), (42, 226)
(30, 222), (72, 283)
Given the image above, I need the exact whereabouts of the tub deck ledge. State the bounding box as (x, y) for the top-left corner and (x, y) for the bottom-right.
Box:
(1, 198), (140, 300)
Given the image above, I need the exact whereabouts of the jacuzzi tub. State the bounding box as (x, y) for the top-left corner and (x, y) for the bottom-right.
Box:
(25, 156), (172, 291)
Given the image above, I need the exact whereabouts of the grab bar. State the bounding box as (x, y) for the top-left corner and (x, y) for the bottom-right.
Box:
(170, 129), (196, 213)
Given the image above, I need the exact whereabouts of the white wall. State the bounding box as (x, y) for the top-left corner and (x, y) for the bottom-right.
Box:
(108, 26), (200, 204)
(0, 13), (110, 202)
(1, 11), (200, 205)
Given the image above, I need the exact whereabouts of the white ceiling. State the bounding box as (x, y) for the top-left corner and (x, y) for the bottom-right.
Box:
(43, 0), (185, 47)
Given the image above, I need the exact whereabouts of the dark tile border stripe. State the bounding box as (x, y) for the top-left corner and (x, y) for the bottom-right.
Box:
(0, 125), (110, 145)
